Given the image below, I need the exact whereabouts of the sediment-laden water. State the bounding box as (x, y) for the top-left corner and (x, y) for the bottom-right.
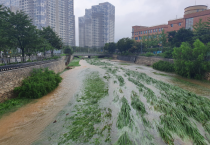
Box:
(0, 58), (210, 145)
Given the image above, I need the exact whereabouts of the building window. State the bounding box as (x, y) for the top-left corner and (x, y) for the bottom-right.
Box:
(135, 37), (138, 40)
(197, 9), (199, 12)
(179, 22), (181, 26)
(141, 31), (142, 34)
(161, 28), (163, 31)
(159, 28), (161, 32)
(144, 31), (145, 34)
(171, 24), (173, 27)
(139, 36), (142, 40)
(186, 18), (194, 30)
(156, 29), (158, 32)
(153, 29), (155, 32)
(146, 31), (147, 34)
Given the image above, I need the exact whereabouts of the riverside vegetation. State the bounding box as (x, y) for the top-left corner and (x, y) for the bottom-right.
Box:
(0, 68), (62, 118)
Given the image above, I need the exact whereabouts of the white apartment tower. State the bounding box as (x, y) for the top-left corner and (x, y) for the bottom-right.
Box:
(79, 2), (115, 48)
(0, 0), (75, 46)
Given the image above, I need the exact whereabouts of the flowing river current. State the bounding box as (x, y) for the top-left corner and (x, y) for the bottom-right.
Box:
(0, 58), (210, 145)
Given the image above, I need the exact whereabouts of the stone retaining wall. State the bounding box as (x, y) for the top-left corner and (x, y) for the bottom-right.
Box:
(0, 56), (71, 103)
(112, 55), (174, 65)
(135, 56), (174, 65)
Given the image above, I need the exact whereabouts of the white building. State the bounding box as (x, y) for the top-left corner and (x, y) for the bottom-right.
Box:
(79, 2), (115, 48)
(0, 0), (75, 46)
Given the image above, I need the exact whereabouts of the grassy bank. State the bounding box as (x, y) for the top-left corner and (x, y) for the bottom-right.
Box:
(68, 58), (81, 67)
(0, 68), (62, 118)
(0, 98), (32, 118)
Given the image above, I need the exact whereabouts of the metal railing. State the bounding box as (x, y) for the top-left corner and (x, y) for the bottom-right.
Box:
(0, 55), (62, 72)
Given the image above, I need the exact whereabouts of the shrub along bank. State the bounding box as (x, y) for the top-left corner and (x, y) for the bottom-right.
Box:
(153, 60), (175, 72)
(153, 39), (210, 80)
(0, 68), (62, 118)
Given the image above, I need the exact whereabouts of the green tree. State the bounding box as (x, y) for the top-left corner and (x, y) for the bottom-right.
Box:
(104, 42), (116, 53)
(117, 38), (134, 53)
(6, 10), (37, 61)
(173, 39), (210, 79)
(0, 5), (15, 58)
(64, 46), (73, 55)
(193, 19), (210, 44)
(159, 29), (167, 47)
(168, 28), (194, 47)
(40, 26), (63, 56)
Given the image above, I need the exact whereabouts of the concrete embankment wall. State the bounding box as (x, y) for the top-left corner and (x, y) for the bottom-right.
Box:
(0, 55), (73, 103)
(112, 55), (173, 65)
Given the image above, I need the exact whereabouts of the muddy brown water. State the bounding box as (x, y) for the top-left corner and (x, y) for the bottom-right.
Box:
(0, 62), (88, 145)
(0, 59), (210, 145)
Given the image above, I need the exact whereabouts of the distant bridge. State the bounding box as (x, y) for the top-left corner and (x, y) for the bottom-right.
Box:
(73, 53), (111, 58)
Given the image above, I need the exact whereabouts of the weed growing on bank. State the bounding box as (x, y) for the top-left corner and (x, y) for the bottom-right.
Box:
(14, 68), (62, 99)
(59, 72), (112, 144)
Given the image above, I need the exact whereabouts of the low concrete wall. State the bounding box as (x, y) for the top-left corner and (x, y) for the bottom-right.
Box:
(135, 56), (174, 65)
(112, 55), (174, 65)
(0, 56), (71, 103)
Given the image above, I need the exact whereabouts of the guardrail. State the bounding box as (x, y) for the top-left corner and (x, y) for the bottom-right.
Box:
(0, 59), (60, 72)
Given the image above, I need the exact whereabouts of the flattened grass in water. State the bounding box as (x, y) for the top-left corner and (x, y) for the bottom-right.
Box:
(86, 58), (113, 66)
(117, 97), (133, 129)
(59, 72), (111, 144)
(114, 132), (133, 145)
(126, 69), (210, 144)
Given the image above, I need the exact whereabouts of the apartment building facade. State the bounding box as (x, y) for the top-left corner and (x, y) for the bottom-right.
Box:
(79, 2), (115, 48)
(0, 0), (75, 46)
(132, 5), (210, 42)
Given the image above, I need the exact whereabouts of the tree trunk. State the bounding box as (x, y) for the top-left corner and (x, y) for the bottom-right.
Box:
(22, 48), (24, 62)
(51, 50), (53, 57)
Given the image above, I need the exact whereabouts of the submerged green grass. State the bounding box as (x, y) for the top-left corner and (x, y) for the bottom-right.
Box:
(68, 58), (80, 67)
(59, 72), (112, 144)
(114, 132), (133, 145)
(117, 97), (133, 129)
(124, 68), (210, 144)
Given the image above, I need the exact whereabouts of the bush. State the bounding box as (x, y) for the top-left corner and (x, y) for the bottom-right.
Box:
(173, 39), (210, 79)
(163, 50), (173, 58)
(14, 68), (62, 99)
(153, 60), (175, 72)
(145, 52), (154, 57)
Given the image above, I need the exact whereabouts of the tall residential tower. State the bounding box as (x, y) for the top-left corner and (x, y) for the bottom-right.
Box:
(79, 2), (115, 48)
(0, 0), (75, 46)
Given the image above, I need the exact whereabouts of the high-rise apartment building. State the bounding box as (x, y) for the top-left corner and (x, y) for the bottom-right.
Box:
(0, 0), (75, 46)
(79, 2), (115, 48)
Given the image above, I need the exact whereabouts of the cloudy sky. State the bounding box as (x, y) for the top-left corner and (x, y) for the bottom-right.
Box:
(74, 0), (209, 46)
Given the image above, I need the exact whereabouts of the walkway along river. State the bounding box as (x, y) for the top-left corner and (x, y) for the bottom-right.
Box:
(0, 58), (210, 145)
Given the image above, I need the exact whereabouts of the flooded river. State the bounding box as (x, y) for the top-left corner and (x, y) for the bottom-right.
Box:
(0, 58), (210, 145)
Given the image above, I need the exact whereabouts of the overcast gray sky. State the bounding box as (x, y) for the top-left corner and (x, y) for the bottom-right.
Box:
(74, 0), (209, 46)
